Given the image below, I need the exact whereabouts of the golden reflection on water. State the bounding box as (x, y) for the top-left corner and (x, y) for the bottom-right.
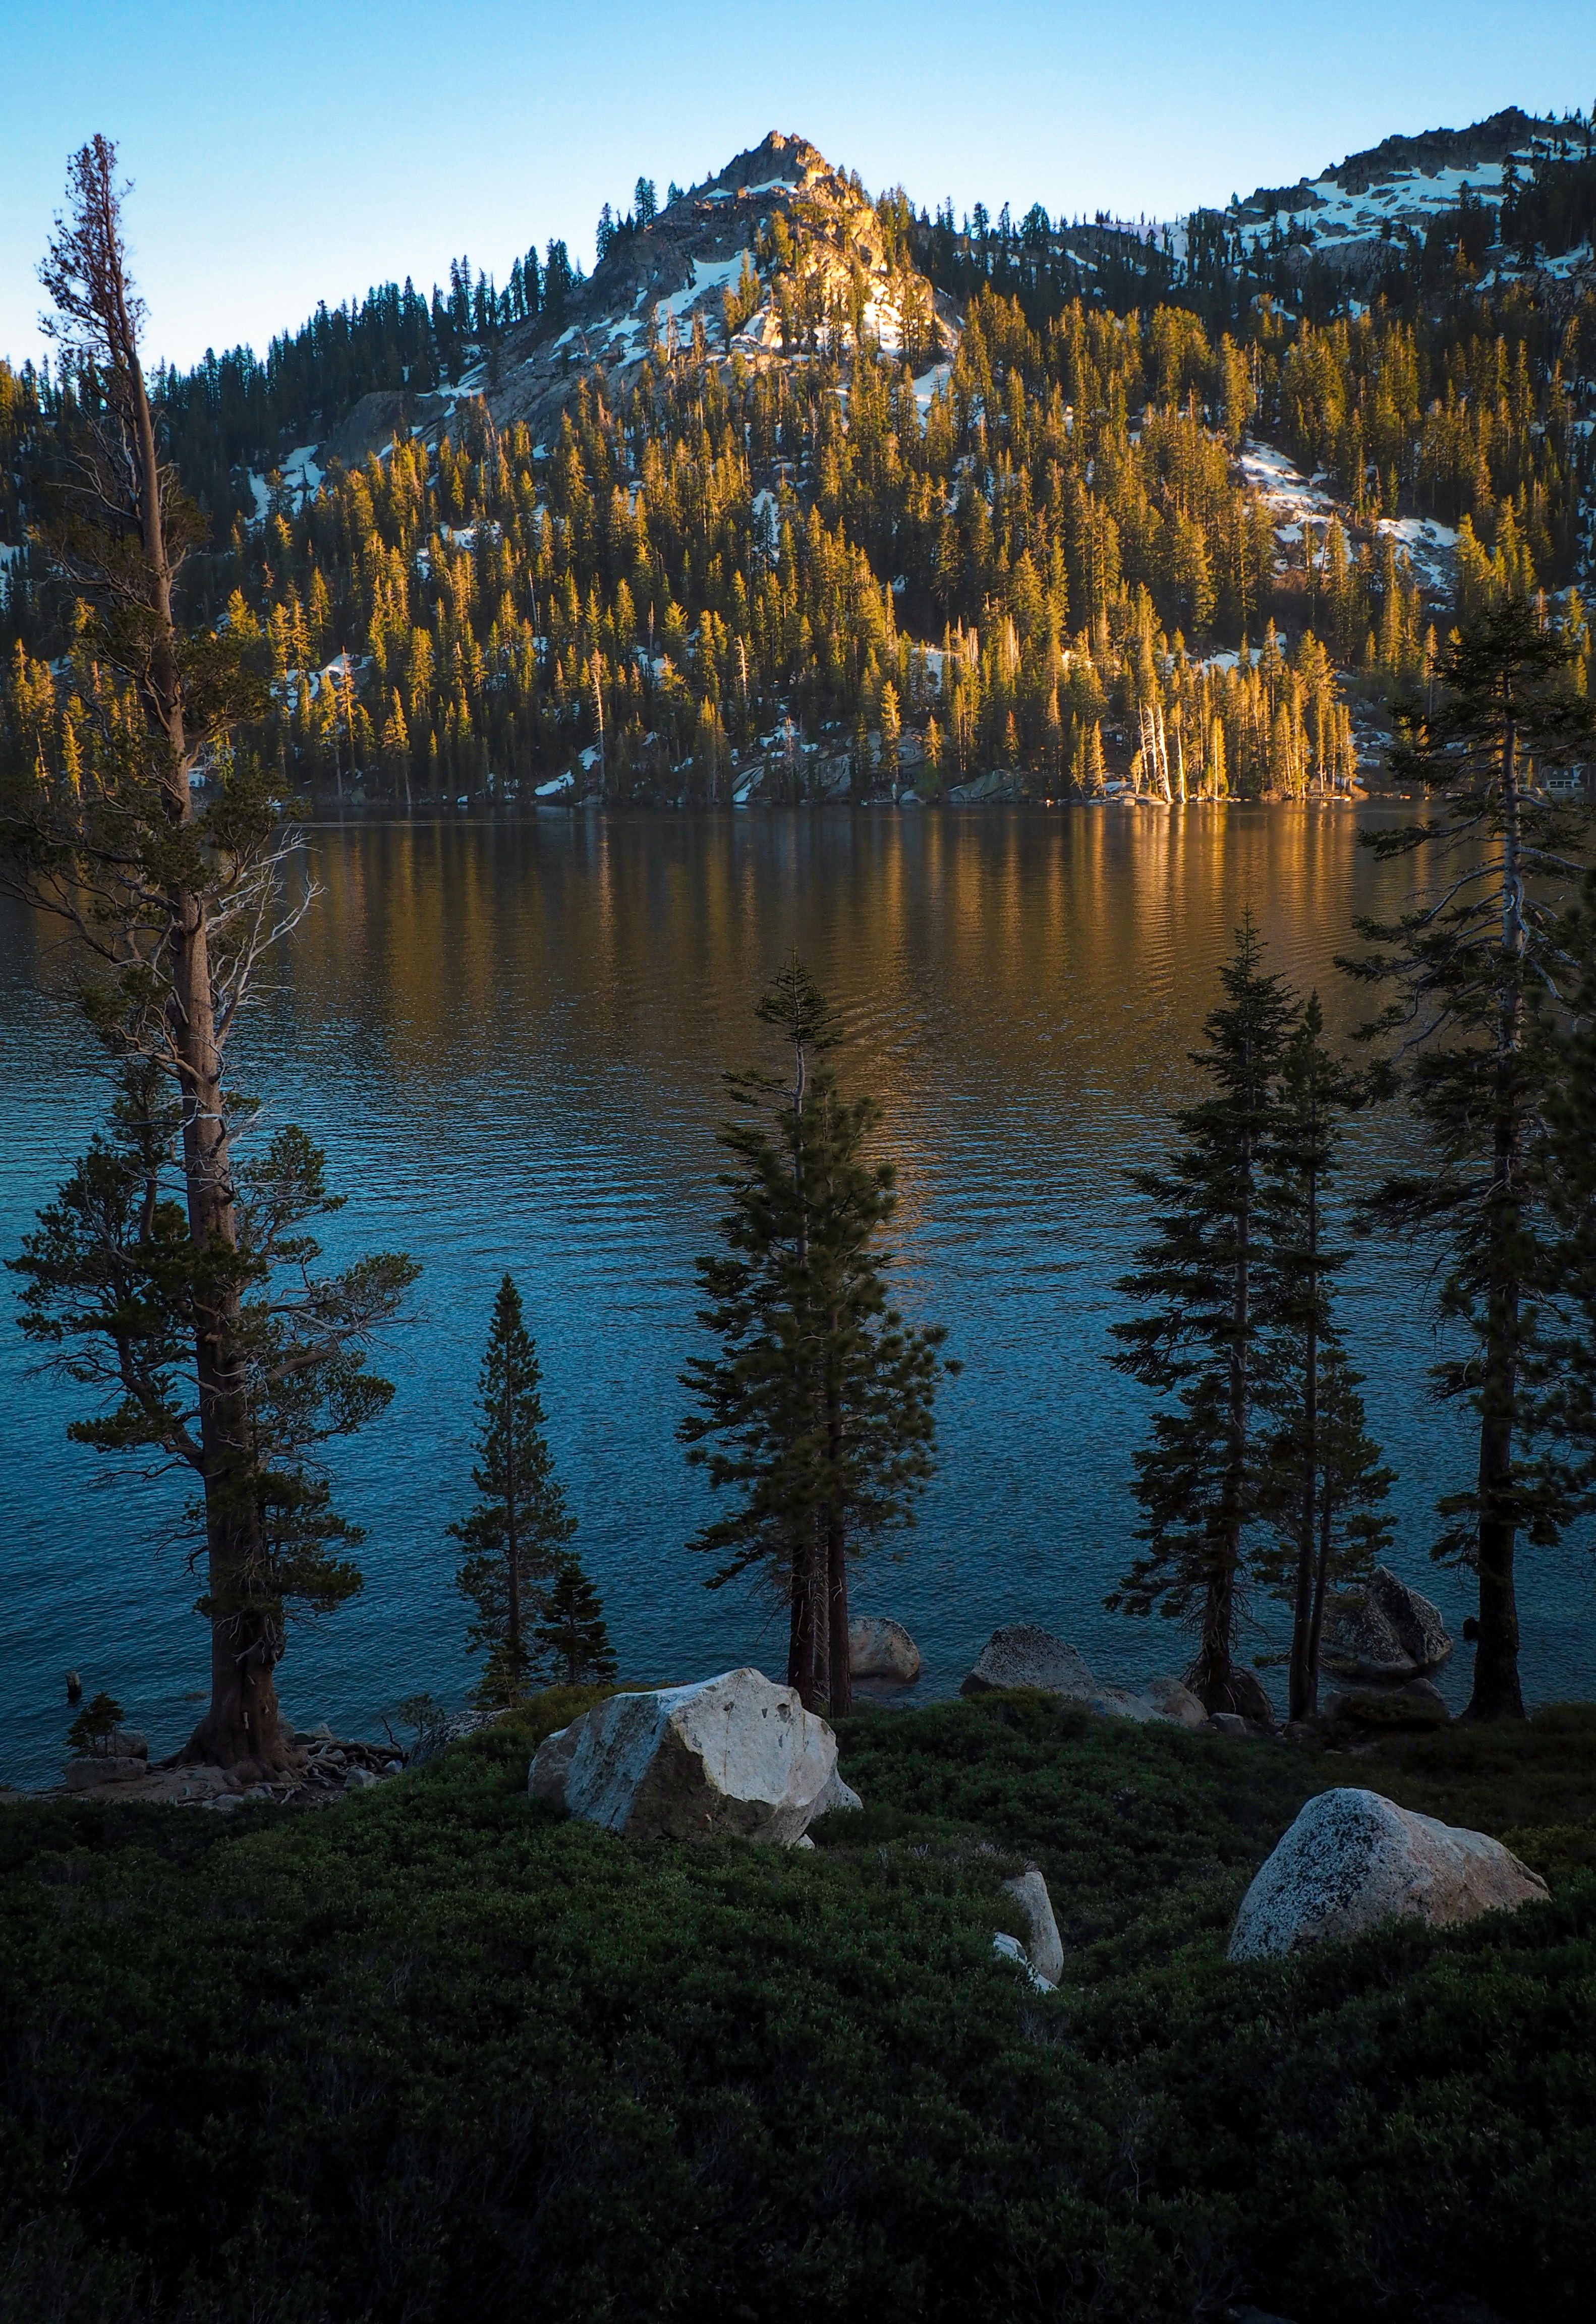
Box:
(15, 803), (1588, 1784)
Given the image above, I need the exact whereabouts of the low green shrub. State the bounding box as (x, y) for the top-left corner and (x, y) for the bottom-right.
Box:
(1, 1695), (1592, 2322)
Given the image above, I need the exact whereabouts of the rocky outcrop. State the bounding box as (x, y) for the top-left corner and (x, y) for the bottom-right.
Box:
(1228, 1787), (1549, 1960)
(64, 1755), (148, 1792)
(961, 1627), (1206, 1729)
(528, 1669), (838, 1844)
(1322, 1566), (1453, 1683)
(848, 1617), (921, 1682)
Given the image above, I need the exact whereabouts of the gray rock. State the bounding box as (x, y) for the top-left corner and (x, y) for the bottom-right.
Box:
(962, 1626), (1208, 1728)
(1229, 1787), (1549, 1960)
(1325, 1675), (1451, 1732)
(343, 1765), (380, 1791)
(64, 1755), (148, 1792)
(1143, 1676), (1208, 1729)
(1322, 1565), (1453, 1682)
(527, 1669), (838, 1844)
(528, 1721), (582, 1805)
(848, 1616), (922, 1682)
(1209, 1712), (1251, 1737)
(1002, 1865), (1063, 1988)
(109, 1728), (148, 1760)
(963, 1626), (1097, 1697)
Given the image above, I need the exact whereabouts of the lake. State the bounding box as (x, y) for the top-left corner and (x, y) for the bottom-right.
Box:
(4, 803), (1593, 1787)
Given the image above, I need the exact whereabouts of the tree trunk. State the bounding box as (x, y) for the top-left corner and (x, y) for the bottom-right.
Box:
(504, 1384), (522, 1676)
(1288, 1166), (1320, 1724)
(825, 1515), (850, 1718)
(1306, 1486), (1334, 1715)
(127, 345), (286, 1776)
(1467, 694), (1527, 1722)
(176, 898), (287, 1772)
(787, 1521), (820, 1712)
(1195, 1112), (1252, 1711)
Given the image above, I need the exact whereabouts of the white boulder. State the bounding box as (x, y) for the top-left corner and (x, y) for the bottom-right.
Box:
(1229, 1787), (1549, 1960)
(528, 1669), (838, 1844)
(848, 1616), (922, 1682)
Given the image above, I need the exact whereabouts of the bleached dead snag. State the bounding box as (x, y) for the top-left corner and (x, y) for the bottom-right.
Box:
(1228, 1787), (1548, 1960)
(528, 1669), (839, 1843)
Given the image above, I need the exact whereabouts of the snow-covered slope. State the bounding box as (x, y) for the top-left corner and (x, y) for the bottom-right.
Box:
(1232, 106), (1585, 276)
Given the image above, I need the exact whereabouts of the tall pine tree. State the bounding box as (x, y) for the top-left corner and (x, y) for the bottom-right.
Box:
(1110, 918), (1298, 1717)
(680, 959), (951, 1716)
(1251, 994), (1390, 1719)
(1349, 598), (1595, 1719)
(450, 1275), (575, 1705)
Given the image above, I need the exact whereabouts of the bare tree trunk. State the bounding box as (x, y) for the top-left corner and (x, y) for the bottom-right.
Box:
(504, 1383), (522, 1677)
(1468, 697), (1527, 1721)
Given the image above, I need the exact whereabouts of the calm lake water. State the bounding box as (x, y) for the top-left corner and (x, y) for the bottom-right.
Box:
(4, 804), (1593, 1786)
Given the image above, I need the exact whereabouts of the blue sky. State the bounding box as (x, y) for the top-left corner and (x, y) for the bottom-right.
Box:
(3, 0), (1593, 372)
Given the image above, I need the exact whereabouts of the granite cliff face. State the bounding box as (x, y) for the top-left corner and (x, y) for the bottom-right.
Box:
(327, 133), (957, 467)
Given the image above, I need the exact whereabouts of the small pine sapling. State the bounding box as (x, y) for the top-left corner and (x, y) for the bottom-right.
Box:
(533, 1553), (618, 1686)
(66, 1692), (124, 1760)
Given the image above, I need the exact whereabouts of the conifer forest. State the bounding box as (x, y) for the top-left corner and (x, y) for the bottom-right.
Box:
(5, 62), (1596, 2324)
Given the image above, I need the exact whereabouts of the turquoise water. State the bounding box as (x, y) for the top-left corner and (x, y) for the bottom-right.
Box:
(3, 805), (1592, 1787)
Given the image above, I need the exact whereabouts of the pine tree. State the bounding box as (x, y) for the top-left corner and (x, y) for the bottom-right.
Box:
(450, 1275), (575, 1705)
(1110, 919), (1299, 1716)
(533, 1552), (617, 1686)
(680, 959), (951, 1715)
(1349, 598), (1594, 1718)
(1530, 882), (1596, 1528)
(65, 1691), (123, 1759)
(12, 1069), (416, 1752)
(1250, 998), (1392, 1715)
